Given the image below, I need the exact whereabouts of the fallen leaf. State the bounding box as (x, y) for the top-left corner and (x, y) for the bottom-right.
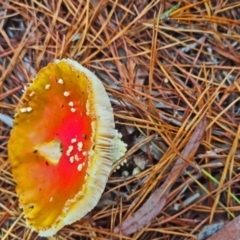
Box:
(207, 216), (240, 240)
(114, 117), (207, 236)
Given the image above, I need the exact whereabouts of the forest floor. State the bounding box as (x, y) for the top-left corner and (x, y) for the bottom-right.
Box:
(1, 1), (240, 239)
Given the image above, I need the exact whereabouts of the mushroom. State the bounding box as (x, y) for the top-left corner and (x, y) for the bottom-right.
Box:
(8, 59), (127, 237)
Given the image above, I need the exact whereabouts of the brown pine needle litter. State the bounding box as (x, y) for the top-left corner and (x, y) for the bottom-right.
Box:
(1, 0), (240, 239)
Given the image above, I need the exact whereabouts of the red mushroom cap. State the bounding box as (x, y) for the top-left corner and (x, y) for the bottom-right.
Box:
(8, 59), (126, 236)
